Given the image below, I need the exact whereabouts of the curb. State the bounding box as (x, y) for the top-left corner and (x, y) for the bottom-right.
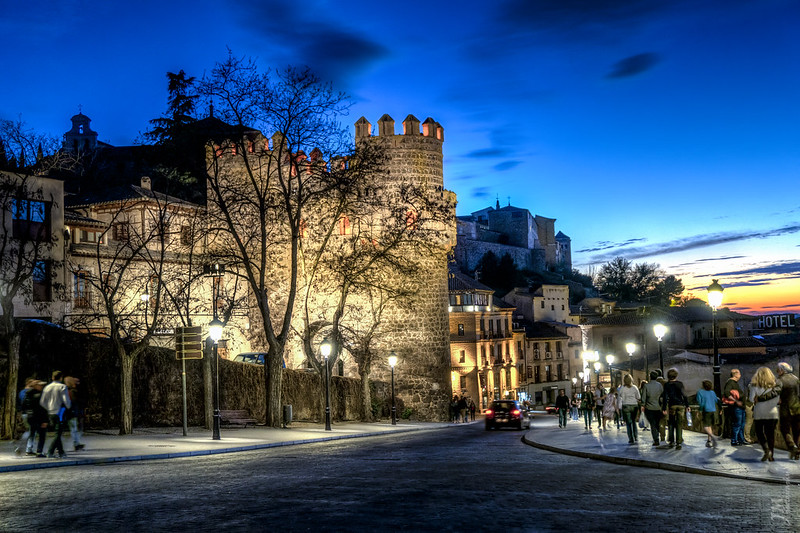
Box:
(521, 434), (800, 486)
(2, 425), (442, 474)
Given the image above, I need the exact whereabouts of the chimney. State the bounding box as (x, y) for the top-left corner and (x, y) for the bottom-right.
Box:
(141, 176), (151, 190)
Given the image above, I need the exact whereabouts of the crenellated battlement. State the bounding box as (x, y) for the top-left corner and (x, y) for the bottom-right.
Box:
(355, 114), (444, 148)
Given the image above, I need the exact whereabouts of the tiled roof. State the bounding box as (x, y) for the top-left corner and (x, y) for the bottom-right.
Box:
(67, 184), (199, 209)
(64, 209), (105, 227)
(448, 270), (493, 293)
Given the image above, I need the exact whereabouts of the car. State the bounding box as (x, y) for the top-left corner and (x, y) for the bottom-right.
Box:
(232, 352), (287, 367)
(484, 400), (531, 430)
(233, 352), (267, 365)
(544, 404), (557, 415)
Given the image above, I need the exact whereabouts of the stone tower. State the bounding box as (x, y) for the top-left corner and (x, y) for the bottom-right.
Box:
(355, 114), (456, 421)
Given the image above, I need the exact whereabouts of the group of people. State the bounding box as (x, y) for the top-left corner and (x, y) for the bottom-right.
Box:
(16, 370), (85, 459)
(720, 363), (800, 462)
(563, 361), (800, 462)
(450, 395), (477, 423)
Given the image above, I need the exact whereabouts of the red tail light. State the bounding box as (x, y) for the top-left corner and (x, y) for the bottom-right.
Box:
(485, 409), (494, 418)
(512, 409), (521, 416)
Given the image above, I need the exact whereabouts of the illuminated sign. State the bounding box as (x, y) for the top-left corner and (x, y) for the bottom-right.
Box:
(757, 314), (797, 329)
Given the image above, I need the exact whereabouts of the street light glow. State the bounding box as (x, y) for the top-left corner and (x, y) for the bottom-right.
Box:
(388, 353), (398, 367)
(625, 343), (636, 356)
(209, 317), (224, 342)
(653, 323), (667, 341)
(320, 340), (332, 358)
(707, 279), (724, 310)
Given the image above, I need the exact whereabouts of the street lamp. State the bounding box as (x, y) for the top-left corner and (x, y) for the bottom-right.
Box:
(582, 350), (599, 386)
(593, 361), (602, 387)
(321, 339), (332, 431)
(606, 354), (616, 387)
(209, 317), (224, 441)
(625, 343), (636, 375)
(388, 353), (398, 425)
(653, 324), (668, 377)
(707, 279), (725, 397)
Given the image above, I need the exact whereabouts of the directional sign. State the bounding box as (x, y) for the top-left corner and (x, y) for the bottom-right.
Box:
(175, 326), (203, 360)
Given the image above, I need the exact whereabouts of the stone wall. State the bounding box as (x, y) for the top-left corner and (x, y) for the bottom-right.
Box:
(1, 321), (383, 431)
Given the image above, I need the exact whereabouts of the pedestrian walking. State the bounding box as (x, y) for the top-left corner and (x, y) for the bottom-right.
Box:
(555, 389), (570, 428)
(619, 374), (641, 444)
(581, 387), (595, 429)
(21, 380), (48, 457)
(775, 362), (800, 460)
(65, 376), (85, 451)
(40, 370), (72, 459)
(749, 366), (781, 462)
(723, 369), (747, 446)
(468, 400), (477, 422)
(14, 378), (35, 455)
(594, 386), (605, 430)
(570, 393), (579, 421)
(450, 396), (459, 423)
(695, 380), (720, 447)
(602, 389), (618, 431)
(662, 368), (689, 450)
(458, 396), (468, 423)
(641, 371), (664, 446)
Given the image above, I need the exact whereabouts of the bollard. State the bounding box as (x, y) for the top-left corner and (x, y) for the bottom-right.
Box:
(283, 405), (293, 428)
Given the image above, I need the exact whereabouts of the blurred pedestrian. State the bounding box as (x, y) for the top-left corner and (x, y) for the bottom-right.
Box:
(723, 369), (747, 446)
(450, 395), (459, 423)
(696, 380), (720, 448)
(14, 378), (35, 455)
(776, 362), (800, 460)
(619, 374), (641, 444)
(570, 393), (579, 421)
(641, 370), (664, 446)
(458, 396), (468, 423)
(594, 386), (605, 430)
(662, 368), (689, 450)
(40, 370), (71, 459)
(555, 389), (570, 428)
(21, 380), (48, 457)
(65, 376), (85, 451)
(749, 366), (781, 462)
(469, 399), (477, 422)
(602, 388), (618, 431)
(581, 386), (595, 429)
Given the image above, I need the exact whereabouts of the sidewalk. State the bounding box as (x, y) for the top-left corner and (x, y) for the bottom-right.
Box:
(523, 414), (800, 486)
(1, 421), (451, 473)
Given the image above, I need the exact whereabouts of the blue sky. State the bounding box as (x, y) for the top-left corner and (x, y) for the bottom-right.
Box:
(2, 0), (798, 314)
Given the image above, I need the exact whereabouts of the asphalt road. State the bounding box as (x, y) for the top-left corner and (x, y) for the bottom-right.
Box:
(2, 420), (797, 532)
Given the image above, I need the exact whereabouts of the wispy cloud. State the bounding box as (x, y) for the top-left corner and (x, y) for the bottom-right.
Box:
(582, 224), (800, 264)
(472, 186), (493, 199)
(494, 160), (522, 171)
(465, 148), (512, 159)
(577, 238), (647, 253)
(606, 53), (660, 78)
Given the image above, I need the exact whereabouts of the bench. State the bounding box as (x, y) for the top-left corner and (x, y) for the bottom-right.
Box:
(219, 409), (257, 428)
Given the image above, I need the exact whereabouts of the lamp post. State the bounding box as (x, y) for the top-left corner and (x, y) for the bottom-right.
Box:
(582, 350), (598, 384)
(593, 361), (602, 387)
(625, 342), (636, 376)
(209, 317), (224, 440)
(605, 354), (616, 387)
(388, 353), (398, 425)
(320, 339), (332, 431)
(707, 279), (725, 397)
(653, 324), (667, 377)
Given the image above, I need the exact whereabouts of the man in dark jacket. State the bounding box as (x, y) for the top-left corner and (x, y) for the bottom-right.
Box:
(723, 369), (747, 446)
(22, 380), (48, 457)
(776, 362), (800, 459)
(661, 368), (689, 449)
(555, 389), (570, 428)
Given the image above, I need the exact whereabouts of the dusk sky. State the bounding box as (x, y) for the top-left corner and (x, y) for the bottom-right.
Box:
(2, 0), (798, 315)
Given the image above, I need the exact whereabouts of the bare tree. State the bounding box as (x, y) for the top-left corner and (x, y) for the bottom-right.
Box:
(0, 119), (74, 439)
(66, 184), (198, 434)
(199, 54), (357, 426)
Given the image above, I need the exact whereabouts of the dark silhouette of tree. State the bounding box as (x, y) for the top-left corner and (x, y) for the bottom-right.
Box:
(596, 257), (684, 305)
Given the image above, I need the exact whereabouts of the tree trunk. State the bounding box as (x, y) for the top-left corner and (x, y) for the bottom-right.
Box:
(360, 360), (373, 422)
(1, 326), (21, 440)
(119, 350), (134, 435)
(265, 346), (283, 427)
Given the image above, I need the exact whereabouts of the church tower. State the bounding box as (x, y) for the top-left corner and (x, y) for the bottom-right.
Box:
(63, 112), (98, 153)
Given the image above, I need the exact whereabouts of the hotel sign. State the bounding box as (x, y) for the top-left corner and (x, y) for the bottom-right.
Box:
(758, 314), (797, 329)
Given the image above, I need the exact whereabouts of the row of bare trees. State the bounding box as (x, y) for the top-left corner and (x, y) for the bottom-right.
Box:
(1, 53), (453, 437)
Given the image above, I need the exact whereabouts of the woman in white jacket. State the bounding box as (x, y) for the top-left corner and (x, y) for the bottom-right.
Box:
(618, 374), (641, 444)
(749, 366), (781, 462)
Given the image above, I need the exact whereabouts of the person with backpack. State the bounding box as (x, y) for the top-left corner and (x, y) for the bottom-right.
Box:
(661, 368), (689, 450)
(40, 370), (72, 459)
